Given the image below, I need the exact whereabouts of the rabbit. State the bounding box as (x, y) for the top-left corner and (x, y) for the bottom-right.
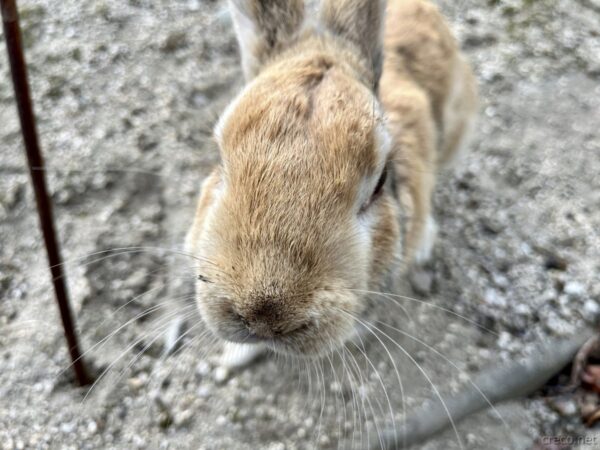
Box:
(185, 0), (478, 369)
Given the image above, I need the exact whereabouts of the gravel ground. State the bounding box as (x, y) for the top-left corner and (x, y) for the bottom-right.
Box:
(1, 0), (599, 449)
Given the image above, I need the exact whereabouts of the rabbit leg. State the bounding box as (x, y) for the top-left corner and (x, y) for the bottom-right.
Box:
(438, 56), (479, 167)
(413, 214), (437, 264)
(403, 163), (437, 265)
(382, 77), (438, 265)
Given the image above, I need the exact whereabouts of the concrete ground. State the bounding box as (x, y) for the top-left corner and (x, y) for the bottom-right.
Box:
(1, 0), (599, 448)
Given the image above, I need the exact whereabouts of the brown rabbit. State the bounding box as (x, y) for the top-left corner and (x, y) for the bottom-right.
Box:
(186, 0), (478, 368)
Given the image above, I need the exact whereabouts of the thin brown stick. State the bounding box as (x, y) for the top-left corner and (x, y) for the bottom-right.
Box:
(1, 0), (92, 386)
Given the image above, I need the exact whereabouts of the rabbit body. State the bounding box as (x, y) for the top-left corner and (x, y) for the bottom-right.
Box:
(186, 0), (477, 367)
(381, 0), (478, 261)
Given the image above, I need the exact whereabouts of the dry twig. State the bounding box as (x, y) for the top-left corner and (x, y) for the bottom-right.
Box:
(372, 331), (594, 449)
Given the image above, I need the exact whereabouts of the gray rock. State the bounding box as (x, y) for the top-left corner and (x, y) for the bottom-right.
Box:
(548, 397), (578, 417)
(545, 312), (576, 336)
(161, 31), (187, 53)
(583, 300), (600, 318)
(197, 385), (212, 399)
(213, 366), (229, 384)
(195, 360), (211, 378)
(409, 268), (433, 296)
(173, 409), (193, 428)
(564, 281), (586, 298)
(483, 288), (507, 308)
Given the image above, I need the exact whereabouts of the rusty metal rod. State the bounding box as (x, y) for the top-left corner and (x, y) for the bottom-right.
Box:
(1, 0), (92, 386)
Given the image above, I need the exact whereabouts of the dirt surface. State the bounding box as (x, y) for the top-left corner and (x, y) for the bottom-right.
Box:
(1, 0), (599, 449)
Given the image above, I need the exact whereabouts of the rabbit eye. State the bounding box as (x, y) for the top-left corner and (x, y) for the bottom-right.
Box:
(360, 165), (388, 213)
(371, 167), (387, 200)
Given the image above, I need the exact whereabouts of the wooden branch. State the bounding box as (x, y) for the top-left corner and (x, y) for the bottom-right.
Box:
(373, 331), (594, 449)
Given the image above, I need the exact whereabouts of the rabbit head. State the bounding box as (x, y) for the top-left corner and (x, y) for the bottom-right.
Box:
(186, 0), (401, 357)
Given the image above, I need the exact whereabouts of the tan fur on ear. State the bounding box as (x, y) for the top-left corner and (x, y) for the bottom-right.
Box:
(319, 0), (386, 89)
(229, 0), (305, 79)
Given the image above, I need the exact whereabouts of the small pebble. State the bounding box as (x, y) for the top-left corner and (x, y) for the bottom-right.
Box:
(158, 413), (172, 429)
(197, 385), (212, 398)
(132, 434), (146, 449)
(161, 31), (187, 52)
(318, 435), (331, 448)
(357, 385), (369, 400)
(545, 313), (576, 336)
(409, 268), (433, 296)
(497, 331), (513, 350)
(514, 303), (531, 315)
(123, 268), (147, 290)
(174, 409), (194, 428)
(215, 415), (228, 426)
(213, 366), (229, 384)
(583, 300), (600, 317)
(330, 382), (342, 394)
(564, 281), (585, 298)
(483, 288), (507, 308)
(60, 422), (76, 434)
(466, 433), (480, 445)
(127, 375), (147, 392)
(87, 420), (98, 435)
(196, 361), (211, 378)
(544, 254), (568, 271)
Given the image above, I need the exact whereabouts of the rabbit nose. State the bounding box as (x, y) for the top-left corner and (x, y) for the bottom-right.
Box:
(236, 297), (290, 339)
(245, 320), (276, 340)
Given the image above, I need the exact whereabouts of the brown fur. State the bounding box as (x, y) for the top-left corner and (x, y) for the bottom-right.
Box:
(319, 0), (387, 89)
(186, 0), (478, 357)
(381, 0), (478, 258)
(230, 0), (305, 79)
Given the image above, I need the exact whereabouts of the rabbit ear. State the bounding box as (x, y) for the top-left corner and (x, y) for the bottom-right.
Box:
(229, 0), (305, 80)
(318, 0), (386, 90)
